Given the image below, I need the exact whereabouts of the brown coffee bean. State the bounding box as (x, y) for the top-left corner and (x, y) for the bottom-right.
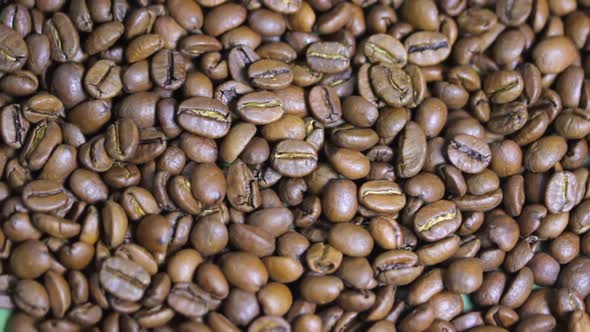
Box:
(271, 139), (318, 177)
(405, 32), (451, 66)
(99, 257), (151, 302)
(373, 250), (424, 285)
(0, 25), (28, 72)
(85, 21), (124, 55)
(237, 91), (284, 125)
(306, 42), (350, 74)
(177, 97), (232, 139)
(13, 279), (50, 318)
(43, 13), (79, 62)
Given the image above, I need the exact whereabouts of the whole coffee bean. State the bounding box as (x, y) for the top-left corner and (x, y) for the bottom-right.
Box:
(33, 213), (81, 238)
(0, 25), (28, 72)
(306, 42), (350, 74)
(44, 270), (71, 318)
(167, 282), (220, 320)
(85, 21), (124, 55)
(10, 240), (51, 279)
(370, 64), (413, 107)
(373, 250), (424, 285)
(43, 13), (79, 62)
(271, 139), (318, 177)
(447, 134), (491, 174)
(0, 70), (38, 97)
(22, 179), (67, 212)
(532, 36), (578, 74)
(248, 59), (293, 90)
(222, 252), (268, 292)
(328, 223), (374, 257)
(84, 60), (122, 100)
(0, 104), (30, 149)
(359, 180), (406, 214)
(177, 97), (232, 139)
(396, 121), (427, 178)
(405, 32), (451, 66)
(325, 144), (371, 180)
(226, 159), (261, 212)
(300, 275), (343, 305)
(414, 200), (461, 242)
(524, 135), (567, 172)
(364, 34), (407, 67)
(309, 85), (342, 125)
(69, 169), (107, 204)
(305, 242), (342, 275)
(99, 257), (151, 302)
(13, 279), (50, 318)
(151, 49), (186, 90)
(237, 91), (284, 125)
(126, 34), (164, 63)
(445, 258), (483, 294)
(484, 70), (525, 104)
(321, 179), (357, 223)
(229, 223), (274, 257)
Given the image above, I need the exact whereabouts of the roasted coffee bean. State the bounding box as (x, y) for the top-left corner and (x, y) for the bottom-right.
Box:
(237, 91), (284, 125)
(306, 42), (350, 74)
(0, 104), (30, 149)
(177, 97), (231, 139)
(405, 32), (451, 66)
(447, 134), (491, 174)
(396, 121), (427, 178)
(413, 200), (461, 242)
(126, 34), (164, 63)
(373, 250), (423, 286)
(370, 64), (413, 108)
(85, 21), (124, 55)
(151, 49), (186, 90)
(13, 279), (50, 318)
(0, 25), (28, 72)
(248, 59), (293, 90)
(364, 34), (407, 67)
(359, 180), (405, 214)
(309, 85), (342, 126)
(227, 159), (261, 212)
(271, 139), (318, 177)
(43, 13), (79, 62)
(99, 257), (150, 302)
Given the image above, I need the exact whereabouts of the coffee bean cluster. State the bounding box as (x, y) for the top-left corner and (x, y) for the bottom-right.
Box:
(0, 0), (590, 331)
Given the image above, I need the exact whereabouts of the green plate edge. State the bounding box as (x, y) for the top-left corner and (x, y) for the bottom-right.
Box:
(0, 309), (10, 330)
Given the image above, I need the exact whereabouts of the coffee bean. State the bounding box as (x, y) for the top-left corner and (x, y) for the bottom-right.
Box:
(177, 97), (232, 139)
(309, 85), (342, 126)
(364, 34), (407, 67)
(43, 13), (79, 62)
(271, 139), (318, 177)
(248, 59), (293, 90)
(84, 60), (122, 99)
(85, 21), (124, 55)
(237, 91), (284, 125)
(414, 200), (461, 242)
(373, 250), (423, 286)
(306, 42), (350, 74)
(99, 257), (151, 302)
(150, 49), (186, 90)
(0, 24), (28, 72)
(405, 32), (451, 66)
(447, 134), (492, 174)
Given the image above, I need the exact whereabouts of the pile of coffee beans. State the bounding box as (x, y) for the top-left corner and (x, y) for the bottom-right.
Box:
(2, 0), (590, 330)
